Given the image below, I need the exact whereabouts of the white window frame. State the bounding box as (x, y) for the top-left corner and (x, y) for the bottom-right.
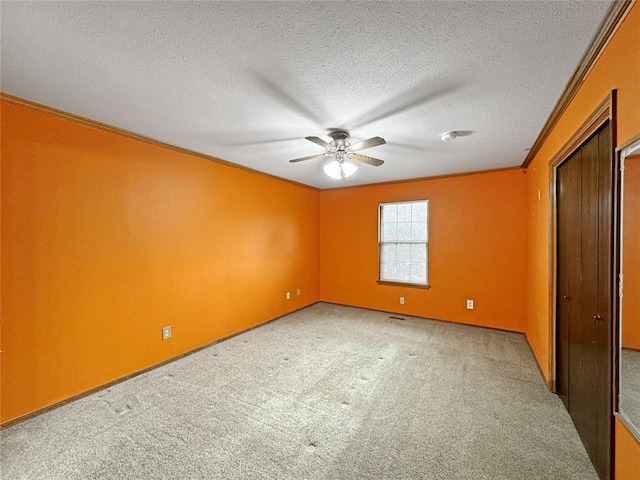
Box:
(378, 199), (430, 288)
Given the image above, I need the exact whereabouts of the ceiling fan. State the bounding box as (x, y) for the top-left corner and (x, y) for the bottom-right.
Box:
(289, 131), (386, 179)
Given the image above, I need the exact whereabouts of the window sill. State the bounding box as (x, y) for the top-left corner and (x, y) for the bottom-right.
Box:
(377, 280), (431, 289)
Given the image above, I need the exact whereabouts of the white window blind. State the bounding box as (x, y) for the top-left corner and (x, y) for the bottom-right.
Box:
(379, 200), (429, 286)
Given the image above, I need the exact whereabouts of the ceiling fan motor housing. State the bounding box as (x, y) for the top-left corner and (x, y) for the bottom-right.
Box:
(330, 130), (349, 149)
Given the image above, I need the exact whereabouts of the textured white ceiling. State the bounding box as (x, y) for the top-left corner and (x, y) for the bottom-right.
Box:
(1, 1), (611, 189)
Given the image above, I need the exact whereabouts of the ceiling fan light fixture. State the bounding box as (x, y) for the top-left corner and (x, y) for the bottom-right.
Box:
(341, 161), (358, 177)
(323, 158), (358, 180)
(323, 159), (342, 179)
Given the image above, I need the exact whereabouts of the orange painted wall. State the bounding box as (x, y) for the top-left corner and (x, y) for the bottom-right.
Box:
(616, 418), (640, 480)
(524, 2), (640, 474)
(319, 169), (528, 332)
(622, 156), (640, 350)
(0, 99), (320, 424)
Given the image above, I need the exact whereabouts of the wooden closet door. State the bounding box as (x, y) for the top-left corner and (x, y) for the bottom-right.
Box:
(557, 148), (582, 408)
(556, 123), (612, 480)
(594, 124), (612, 479)
(574, 132), (602, 465)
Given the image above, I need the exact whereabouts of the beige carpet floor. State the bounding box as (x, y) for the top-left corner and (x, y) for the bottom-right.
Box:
(1, 303), (598, 479)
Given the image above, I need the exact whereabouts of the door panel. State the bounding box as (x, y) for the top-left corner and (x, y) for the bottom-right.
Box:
(573, 133), (600, 462)
(557, 149), (582, 408)
(595, 125), (613, 478)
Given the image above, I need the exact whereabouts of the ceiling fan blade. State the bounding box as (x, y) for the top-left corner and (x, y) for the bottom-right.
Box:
(350, 153), (384, 167)
(348, 136), (386, 152)
(305, 136), (332, 150)
(289, 153), (326, 163)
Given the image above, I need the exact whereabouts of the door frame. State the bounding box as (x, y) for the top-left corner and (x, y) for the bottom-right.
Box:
(548, 90), (617, 392)
(614, 132), (640, 439)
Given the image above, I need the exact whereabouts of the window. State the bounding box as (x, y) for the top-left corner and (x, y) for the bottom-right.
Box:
(378, 200), (429, 287)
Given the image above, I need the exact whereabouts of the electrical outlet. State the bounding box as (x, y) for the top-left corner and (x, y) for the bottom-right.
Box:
(162, 326), (172, 340)
(467, 299), (474, 310)
(296, 288), (301, 296)
(400, 296), (405, 305)
(286, 291), (291, 300)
